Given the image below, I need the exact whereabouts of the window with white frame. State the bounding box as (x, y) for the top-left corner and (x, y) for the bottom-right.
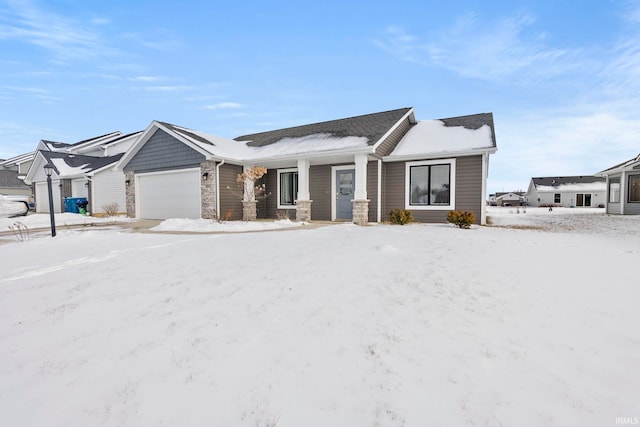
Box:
(608, 177), (621, 203)
(405, 159), (455, 210)
(629, 175), (640, 203)
(278, 169), (298, 208)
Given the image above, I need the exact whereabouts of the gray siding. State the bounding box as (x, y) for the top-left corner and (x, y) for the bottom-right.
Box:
(375, 117), (413, 157)
(366, 160), (379, 221)
(383, 155), (483, 224)
(607, 203), (621, 215)
(218, 164), (243, 221)
(625, 173), (640, 214)
(124, 129), (205, 173)
(310, 165), (331, 221)
(262, 170), (278, 219)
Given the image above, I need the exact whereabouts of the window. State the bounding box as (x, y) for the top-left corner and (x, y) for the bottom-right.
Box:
(608, 177), (621, 203)
(405, 159), (455, 210)
(629, 175), (640, 203)
(554, 193), (561, 204)
(278, 169), (298, 208)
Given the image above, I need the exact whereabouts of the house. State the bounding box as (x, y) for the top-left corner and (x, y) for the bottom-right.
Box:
(490, 191), (525, 206)
(0, 152), (34, 197)
(596, 153), (640, 215)
(24, 131), (142, 215)
(526, 176), (606, 208)
(117, 108), (497, 224)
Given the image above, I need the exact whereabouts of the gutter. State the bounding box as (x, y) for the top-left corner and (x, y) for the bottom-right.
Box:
(382, 147), (497, 163)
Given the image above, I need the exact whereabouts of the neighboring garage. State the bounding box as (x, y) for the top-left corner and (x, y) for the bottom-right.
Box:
(137, 169), (201, 219)
(35, 181), (61, 213)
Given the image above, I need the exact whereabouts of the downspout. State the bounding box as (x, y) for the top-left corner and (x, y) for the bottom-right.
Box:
(481, 152), (489, 225)
(377, 159), (382, 223)
(216, 159), (225, 218)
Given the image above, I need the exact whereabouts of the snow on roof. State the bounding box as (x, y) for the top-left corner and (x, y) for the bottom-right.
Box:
(387, 119), (494, 158)
(175, 126), (369, 160)
(536, 182), (606, 192)
(50, 157), (92, 176)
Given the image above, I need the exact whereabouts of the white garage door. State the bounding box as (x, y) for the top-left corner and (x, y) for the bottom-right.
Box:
(138, 169), (201, 219)
(35, 181), (61, 213)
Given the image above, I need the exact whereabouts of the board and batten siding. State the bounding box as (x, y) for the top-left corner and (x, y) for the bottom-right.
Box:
(218, 163), (243, 221)
(124, 129), (205, 173)
(383, 155), (483, 224)
(374, 117), (414, 157)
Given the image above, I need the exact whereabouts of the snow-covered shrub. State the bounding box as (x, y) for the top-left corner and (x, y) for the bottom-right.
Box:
(389, 208), (413, 225)
(447, 210), (475, 229)
(101, 202), (119, 216)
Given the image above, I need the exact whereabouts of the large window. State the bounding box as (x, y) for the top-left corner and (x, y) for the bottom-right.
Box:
(405, 159), (455, 210)
(278, 169), (298, 208)
(629, 175), (640, 203)
(609, 177), (621, 203)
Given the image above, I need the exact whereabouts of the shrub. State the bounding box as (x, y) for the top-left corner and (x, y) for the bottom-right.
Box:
(389, 208), (413, 225)
(447, 210), (475, 229)
(101, 202), (120, 216)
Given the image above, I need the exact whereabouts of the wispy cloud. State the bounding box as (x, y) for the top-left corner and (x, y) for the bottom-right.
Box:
(205, 102), (244, 110)
(138, 85), (193, 92)
(374, 12), (580, 83)
(0, 0), (119, 62)
(129, 76), (166, 83)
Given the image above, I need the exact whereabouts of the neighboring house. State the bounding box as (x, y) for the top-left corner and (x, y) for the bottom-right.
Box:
(526, 176), (606, 208)
(0, 152), (34, 197)
(117, 108), (497, 224)
(596, 153), (640, 215)
(494, 191), (525, 206)
(24, 131), (142, 215)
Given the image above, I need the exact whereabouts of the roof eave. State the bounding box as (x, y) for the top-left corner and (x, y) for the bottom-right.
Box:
(382, 147), (497, 162)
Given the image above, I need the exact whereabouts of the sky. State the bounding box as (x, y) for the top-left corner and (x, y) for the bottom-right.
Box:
(1, 0), (639, 194)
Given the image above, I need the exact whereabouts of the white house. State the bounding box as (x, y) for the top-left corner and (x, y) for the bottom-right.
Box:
(526, 176), (606, 208)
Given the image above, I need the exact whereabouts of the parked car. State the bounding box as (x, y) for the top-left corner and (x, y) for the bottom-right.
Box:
(1, 194), (34, 211)
(0, 194), (29, 218)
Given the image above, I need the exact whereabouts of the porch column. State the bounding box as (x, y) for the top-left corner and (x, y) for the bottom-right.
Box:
(621, 170), (626, 215)
(200, 160), (217, 219)
(242, 164), (257, 221)
(352, 153), (369, 226)
(296, 159), (312, 221)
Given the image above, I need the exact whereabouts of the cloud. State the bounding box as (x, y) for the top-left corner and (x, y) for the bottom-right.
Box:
(375, 13), (580, 83)
(205, 102), (244, 110)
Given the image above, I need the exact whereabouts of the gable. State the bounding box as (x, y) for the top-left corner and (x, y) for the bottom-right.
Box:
(123, 129), (206, 173)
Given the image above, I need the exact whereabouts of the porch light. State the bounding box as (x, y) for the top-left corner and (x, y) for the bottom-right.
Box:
(125, 179), (131, 186)
(202, 172), (209, 179)
(43, 163), (56, 237)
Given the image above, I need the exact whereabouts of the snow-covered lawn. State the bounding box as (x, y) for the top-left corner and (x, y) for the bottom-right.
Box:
(0, 210), (638, 426)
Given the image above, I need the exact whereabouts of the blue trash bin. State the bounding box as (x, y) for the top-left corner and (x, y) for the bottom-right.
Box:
(64, 197), (79, 213)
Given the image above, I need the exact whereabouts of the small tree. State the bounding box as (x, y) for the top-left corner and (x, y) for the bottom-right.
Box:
(227, 166), (270, 202)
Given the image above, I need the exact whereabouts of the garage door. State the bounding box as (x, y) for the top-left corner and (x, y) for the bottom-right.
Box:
(138, 169), (201, 219)
(35, 181), (61, 213)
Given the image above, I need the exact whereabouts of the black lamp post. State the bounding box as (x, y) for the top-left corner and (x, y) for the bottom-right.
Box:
(44, 164), (57, 237)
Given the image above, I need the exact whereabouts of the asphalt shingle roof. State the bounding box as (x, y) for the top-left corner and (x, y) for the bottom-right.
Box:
(440, 112), (497, 147)
(0, 170), (30, 189)
(234, 108), (413, 147)
(532, 176), (605, 187)
(40, 151), (124, 175)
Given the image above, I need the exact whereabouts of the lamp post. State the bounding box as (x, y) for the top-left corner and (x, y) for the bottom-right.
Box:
(44, 164), (56, 237)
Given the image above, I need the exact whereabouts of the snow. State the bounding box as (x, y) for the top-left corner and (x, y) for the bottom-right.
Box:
(388, 120), (494, 158)
(151, 218), (305, 233)
(1, 211), (639, 426)
(50, 157), (91, 177)
(536, 182), (606, 192)
(0, 213), (132, 232)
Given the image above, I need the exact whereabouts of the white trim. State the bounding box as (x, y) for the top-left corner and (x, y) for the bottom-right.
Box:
(481, 152), (488, 224)
(405, 158), (456, 211)
(277, 167), (298, 209)
(383, 147), (497, 163)
(621, 170), (626, 215)
(354, 153), (368, 200)
(371, 108), (415, 151)
(216, 160), (225, 218)
(331, 164), (356, 221)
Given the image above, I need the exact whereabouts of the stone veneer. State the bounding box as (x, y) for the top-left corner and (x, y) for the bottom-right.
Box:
(352, 199), (369, 226)
(125, 171), (136, 218)
(242, 200), (257, 221)
(200, 161), (217, 219)
(295, 199), (312, 222)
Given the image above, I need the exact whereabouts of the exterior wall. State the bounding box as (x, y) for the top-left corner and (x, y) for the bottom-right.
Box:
(18, 160), (33, 175)
(92, 168), (127, 215)
(124, 129), (205, 174)
(383, 155), (483, 224)
(218, 163), (243, 221)
(536, 191), (605, 208)
(625, 173), (640, 214)
(200, 161), (217, 219)
(374, 117), (414, 157)
(261, 170), (278, 219)
(366, 160), (378, 222)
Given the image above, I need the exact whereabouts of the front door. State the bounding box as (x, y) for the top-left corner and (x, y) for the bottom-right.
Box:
(335, 169), (354, 220)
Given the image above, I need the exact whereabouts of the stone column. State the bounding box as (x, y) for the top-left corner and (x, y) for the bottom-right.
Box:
(352, 199), (370, 226)
(200, 161), (217, 219)
(295, 199), (312, 222)
(125, 171), (136, 218)
(242, 200), (257, 221)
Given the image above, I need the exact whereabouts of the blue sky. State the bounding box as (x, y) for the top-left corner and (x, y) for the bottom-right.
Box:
(1, 0), (639, 193)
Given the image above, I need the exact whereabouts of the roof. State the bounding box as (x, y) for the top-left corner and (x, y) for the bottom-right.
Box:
(385, 112), (496, 159)
(597, 153), (640, 175)
(0, 170), (30, 189)
(234, 108), (413, 147)
(40, 151), (124, 177)
(531, 176), (606, 192)
(0, 152), (35, 167)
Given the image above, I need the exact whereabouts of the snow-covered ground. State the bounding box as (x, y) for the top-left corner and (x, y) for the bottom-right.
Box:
(0, 209), (638, 426)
